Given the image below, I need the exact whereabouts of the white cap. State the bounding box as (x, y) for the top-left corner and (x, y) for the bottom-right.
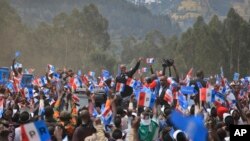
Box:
(173, 130), (183, 140)
(132, 112), (137, 117)
(230, 109), (235, 115)
(225, 137), (230, 141)
(223, 113), (231, 122)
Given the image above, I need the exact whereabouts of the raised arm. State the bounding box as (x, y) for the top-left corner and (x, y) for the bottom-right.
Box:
(12, 59), (18, 77)
(129, 58), (142, 77)
(172, 64), (179, 83)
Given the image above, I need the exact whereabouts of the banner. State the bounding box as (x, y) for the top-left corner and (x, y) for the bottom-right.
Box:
(21, 74), (33, 88)
(0, 67), (9, 85)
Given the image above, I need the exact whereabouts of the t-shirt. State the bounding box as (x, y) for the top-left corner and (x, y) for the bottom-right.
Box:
(138, 117), (159, 141)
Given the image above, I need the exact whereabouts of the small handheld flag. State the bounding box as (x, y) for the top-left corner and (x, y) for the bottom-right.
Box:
(233, 72), (240, 81)
(164, 89), (173, 105)
(138, 87), (155, 108)
(116, 82), (124, 92)
(15, 51), (21, 58)
(126, 77), (136, 88)
(180, 86), (197, 95)
(20, 121), (51, 141)
(47, 64), (55, 74)
(141, 67), (147, 73)
(146, 58), (154, 64)
(102, 108), (113, 125)
(0, 67), (10, 85)
(88, 71), (95, 77)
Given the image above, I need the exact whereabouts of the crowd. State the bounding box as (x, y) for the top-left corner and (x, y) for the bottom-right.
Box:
(0, 56), (250, 141)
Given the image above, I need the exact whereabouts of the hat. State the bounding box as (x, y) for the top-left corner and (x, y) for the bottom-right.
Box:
(173, 130), (186, 141)
(230, 109), (235, 115)
(223, 113), (231, 123)
(217, 106), (229, 119)
(132, 112), (137, 117)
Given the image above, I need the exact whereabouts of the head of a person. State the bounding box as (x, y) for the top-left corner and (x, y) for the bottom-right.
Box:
(59, 111), (71, 122)
(112, 129), (123, 140)
(80, 110), (90, 125)
(44, 106), (54, 118)
(116, 107), (125, 117)
(211, 107), (217, 118)
(114, 116), (122, 129)
(173, 130), (188, 141)
(17, 67), (22, 74)
(230, 82), (241, 93)
(120, 64), (126, 73)
(2, 108), (13, 121)
(145, 77), (152, 84)
(231, 110), (240, 121)
(160, 76), (167, 87)
(0, 122), (9, 139)
(140, 111), (151, 125)
(19, 111), (30, 124)
(196, 70), (204, 79)
(216, 128), (227, 141)
(223, 113), (234, 128)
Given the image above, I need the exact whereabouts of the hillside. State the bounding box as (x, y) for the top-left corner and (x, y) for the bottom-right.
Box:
(10, 0), (181, 38)
(127, 0), (250, 30)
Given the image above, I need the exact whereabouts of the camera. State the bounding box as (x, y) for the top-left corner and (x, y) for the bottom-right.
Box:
(162, 58), (174, 67)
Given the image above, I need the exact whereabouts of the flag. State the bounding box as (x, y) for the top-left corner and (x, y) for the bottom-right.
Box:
(102, 108), (113, 125)
(116, 82), (124, 92)
(199, 87), (207, 103)
(5, 81), (14, 93)
(14, 62), (22, 69)
(138, 88), (155, 108)
(20, 120), (51, 141)
(92, 107), (99, 118)
(77, 70), (82, 76)
(211, 90), (225, 104)
(24, 87), (33, 99)
(47, 64), (55, 74)
(141, 67), (147, 73)
(184, 68), (193, 85)
(102, 69), (110, 81)
(0, 97), (4, 118)
(126, 77), (136, 88)
(53, 73), (60, 82)
(170, 111), (207, 141)
(146, 58), (154, 64)
(15, 51), (21, 58)
(88, 71), (95, 77)
(163, 89), (173, 105)
(176, 93), (188, 114)
(233, 72), (240, 81)
(0, 67), (10, 85)
(226, 92), (236, 108)
(180, 86), (197, 94)
(21, 74), (33, 88)
(37, 76), (48, 87)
